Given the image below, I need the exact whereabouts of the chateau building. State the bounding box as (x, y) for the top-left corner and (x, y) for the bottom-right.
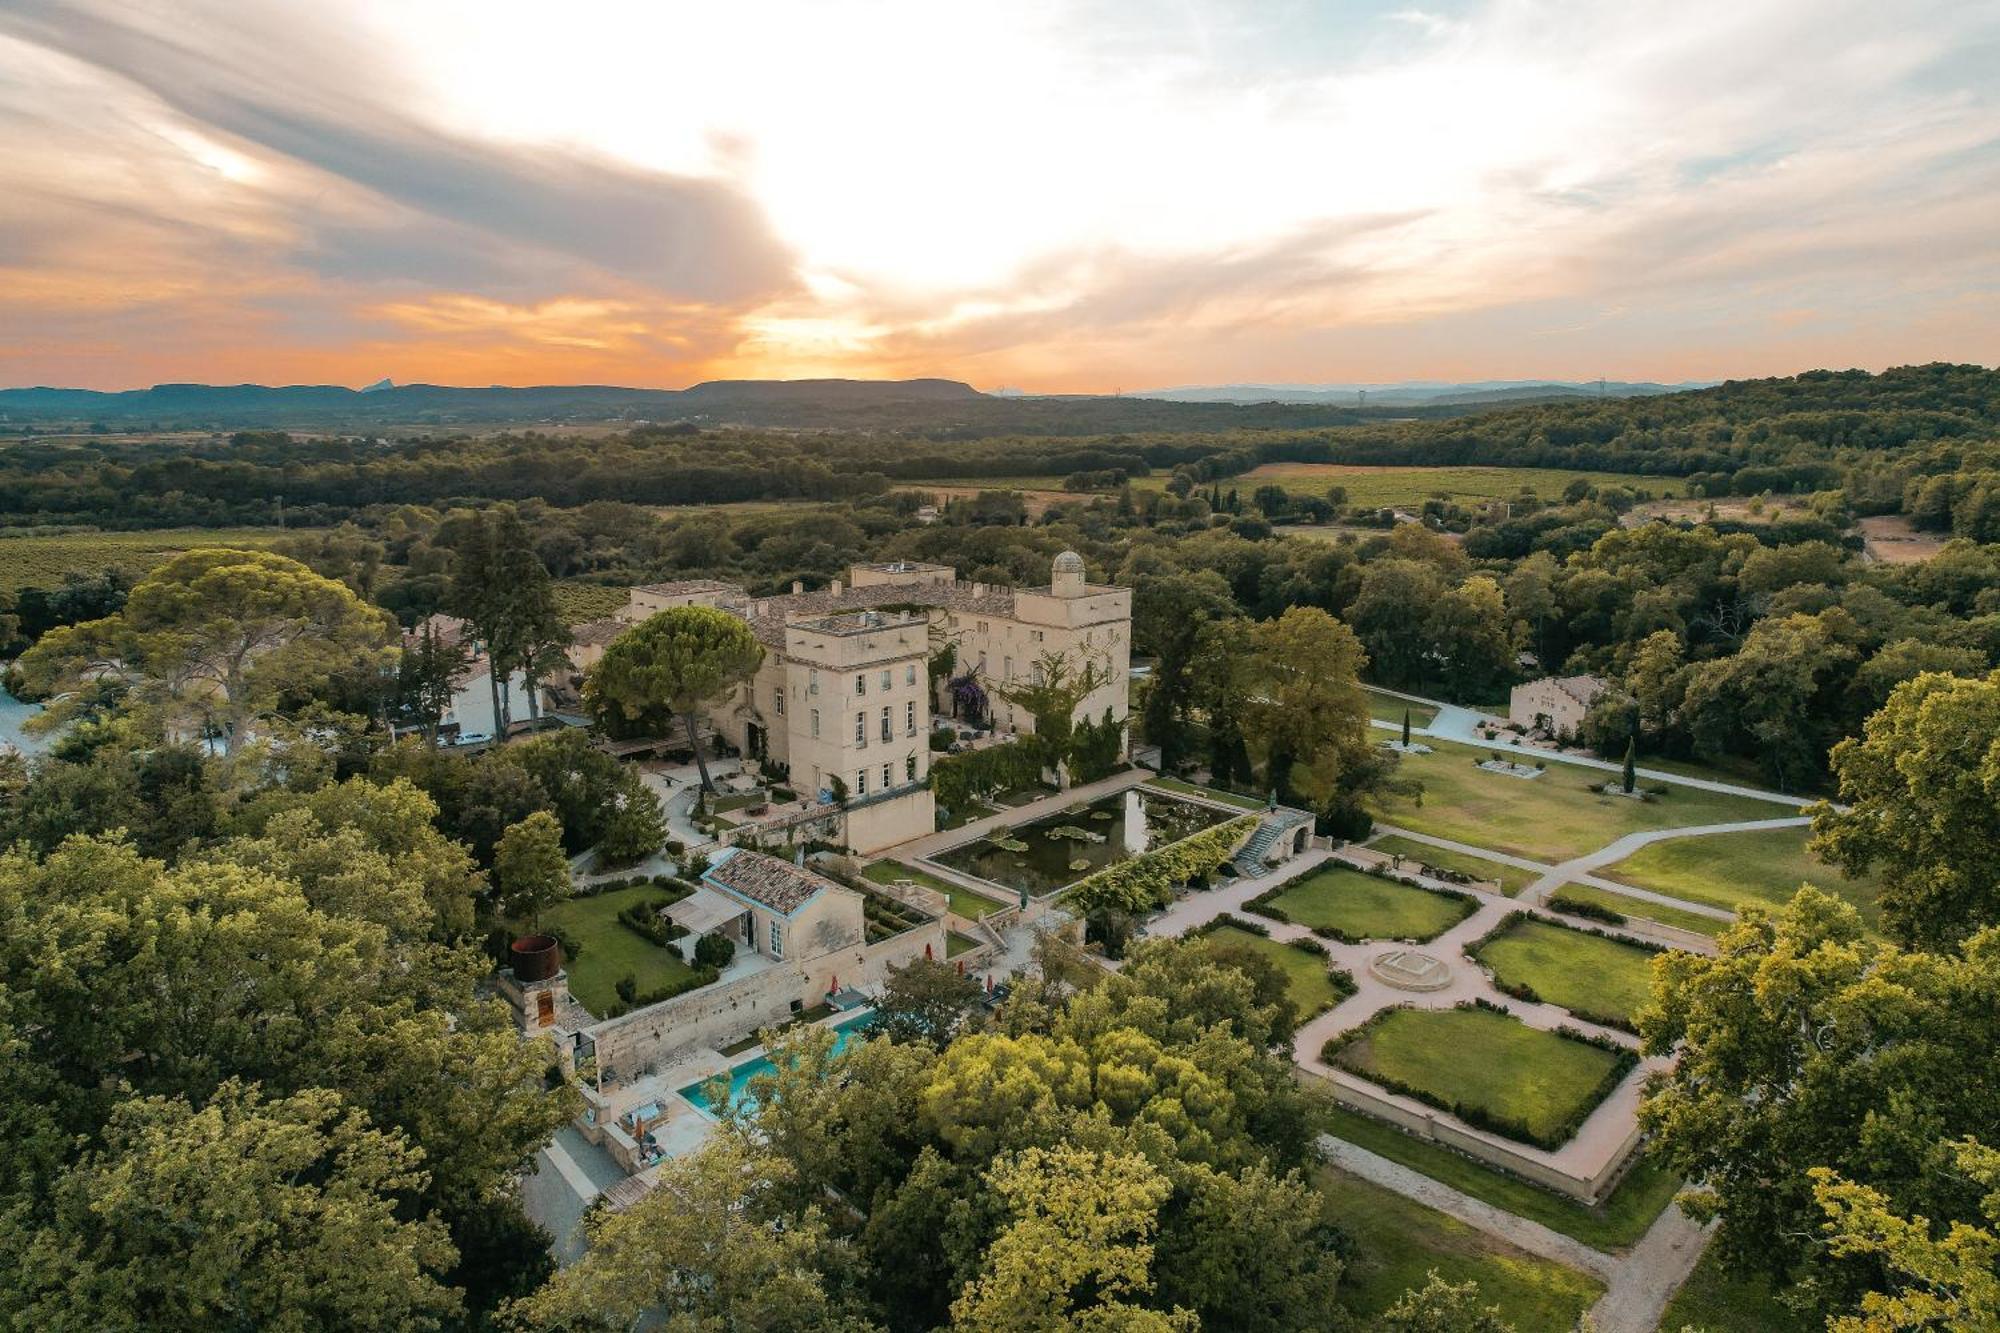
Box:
(597, 553), (1132, 852)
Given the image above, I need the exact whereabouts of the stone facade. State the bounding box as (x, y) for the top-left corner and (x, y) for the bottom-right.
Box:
(1508, 674), (1610, 740)
(610, 554), (1133, 854)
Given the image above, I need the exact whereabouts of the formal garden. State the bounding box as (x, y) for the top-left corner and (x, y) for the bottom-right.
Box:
(1324, 1003), (1636, 1150)
(1196, 920), (1356, 1020)
(1247, 863), (1476, 943)
(1468, 914), (1665, 1031)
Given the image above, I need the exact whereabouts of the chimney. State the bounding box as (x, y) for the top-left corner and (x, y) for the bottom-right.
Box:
(791, 580), (803, 595)
(830, 580), (844, 596)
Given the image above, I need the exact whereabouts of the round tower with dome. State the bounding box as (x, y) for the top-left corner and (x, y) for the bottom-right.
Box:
(1052, 549), (1086, 598)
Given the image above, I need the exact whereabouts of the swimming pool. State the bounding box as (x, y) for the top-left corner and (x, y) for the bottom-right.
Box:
(678, 1011), (875, 1118)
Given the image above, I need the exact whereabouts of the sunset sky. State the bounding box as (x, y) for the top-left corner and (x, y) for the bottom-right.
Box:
(1, 0), (1995, 392)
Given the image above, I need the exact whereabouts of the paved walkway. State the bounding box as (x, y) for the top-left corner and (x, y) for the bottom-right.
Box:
(1517, 816), (1813, 906)
(886, 767), (1153, 861)
(1321, 1133), (1714, 1333)
(1319, 1136), (1618, 1280)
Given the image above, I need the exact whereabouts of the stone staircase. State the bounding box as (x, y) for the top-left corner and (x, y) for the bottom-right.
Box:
(1232, 806), (1315, 877)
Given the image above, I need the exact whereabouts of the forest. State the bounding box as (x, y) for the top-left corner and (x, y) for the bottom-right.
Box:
(2, 364), (1999, 1329)
(2, 364), (1997, 539)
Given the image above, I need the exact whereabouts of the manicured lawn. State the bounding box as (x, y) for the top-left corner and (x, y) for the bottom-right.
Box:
(537, 885), (700, 1017)
(1470, 917), (1662, 1029)
(1201, 923), (1351, 1019)
(1261, 865), (1475, 942)
(1316, 1167), (1605, 1328)
(1661, 1248), (1814, 1332)
(1330, 1006), (1627, 1147)
(1321, 1106), (1680, 1251)
(1369, 834), (1539, 895)
(1551, 882), (1729, 938)
(946, 931), (981, 958)
(1365, 689), (1439, 728)
(1606, 824), (1885, 930)
(1368, 737), (1782, 863)
(1144, 776), (1266, 811)
(861, 860), (1007, 920)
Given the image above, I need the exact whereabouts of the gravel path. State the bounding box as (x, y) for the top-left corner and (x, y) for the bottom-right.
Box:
(1319, 1135), (1618, 1281)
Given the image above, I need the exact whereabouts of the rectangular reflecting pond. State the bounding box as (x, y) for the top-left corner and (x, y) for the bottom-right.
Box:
(930, 788), (1236, 897)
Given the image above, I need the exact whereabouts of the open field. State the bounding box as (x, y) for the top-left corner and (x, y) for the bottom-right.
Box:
(1471, 917), (1661, 1029)
(1550, 882), (1728, 937)
(1180, 462), (1683, 507)
(536, 885), (698, 1016)
(860, 860), (1006, 920)
(1320, 1106), (1679, 1251)
(1316, 1167), (1605, 1328)
(903, 464), (1683, 511)
(1605, 824), (1884, 929)
(1660, 1249), (1814, 1332)
(1330, 1006), (1627, 1147)
(0, 526), (300, 592)
(1365, 688), (1438, 727)
(1259, 865), (1474, 942)
(1369, 834), (1537, 895)
(1858, 513), (1949, 564)
(1201, 923), (1350, 1019)
(1369, 736), (1782, 863)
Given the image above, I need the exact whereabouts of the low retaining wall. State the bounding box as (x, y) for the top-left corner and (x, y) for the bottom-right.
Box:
(1308, 1067), (1644, 1204)
(581, 919), (944, 1089)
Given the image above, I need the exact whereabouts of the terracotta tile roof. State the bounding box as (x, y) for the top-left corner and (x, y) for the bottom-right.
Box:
(570, 618), (627, 646)
(703, 849), (847, 916)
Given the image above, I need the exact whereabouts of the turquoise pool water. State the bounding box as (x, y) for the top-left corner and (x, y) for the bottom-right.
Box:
(679, 1012), (875, 1117)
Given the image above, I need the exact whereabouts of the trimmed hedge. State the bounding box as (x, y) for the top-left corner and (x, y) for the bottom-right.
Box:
(1464, 910), (1667, 1034)
(1549, 891), (1626, 925)
(1066, 815), (1260, 915)
(1322, 1001), (1638, 1151)
(603, 962), (721, 1018)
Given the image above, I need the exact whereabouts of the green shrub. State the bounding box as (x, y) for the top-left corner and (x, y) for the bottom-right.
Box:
(693, 933), (736, 969)
(1065, 814), (1259, 916)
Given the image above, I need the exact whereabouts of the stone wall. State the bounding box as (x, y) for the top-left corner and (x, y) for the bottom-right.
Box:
(582, 918), (945, 1087)
(1309, 1068), (1643, 1204)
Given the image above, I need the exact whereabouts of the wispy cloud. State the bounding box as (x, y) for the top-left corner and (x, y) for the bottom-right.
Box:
(0, 0), (1994, 390)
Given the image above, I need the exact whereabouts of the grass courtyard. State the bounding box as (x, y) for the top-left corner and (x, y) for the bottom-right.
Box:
(1316, 1167), (1605, 1328)
(1470, 916), (1662, 1030)
(1368, 834), (1537, 895)
(860, 860), (1007, 920)
(1201, 922), (1352, 1019)
(536, 885), (700, 1017)
(1605, 824), (1885, 930)
(1328, 1005), (1630, 1148)
(1369, 737), (1783, 863)
(1320, 1106), (1679, 1252)
(1255, 864), (1475, 942)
